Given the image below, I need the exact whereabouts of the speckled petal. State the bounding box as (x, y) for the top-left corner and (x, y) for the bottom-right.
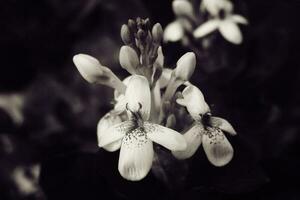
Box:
(145, 122), (187, 151)
(125, 75), (151, 120)
(219, 20), (243, 44)
(210, 116), (237, 135)
(118, 127), (154, 181)
(98, 121), (133, 148)
(172, 124), (204, 159)
(202, 128), (234, 167)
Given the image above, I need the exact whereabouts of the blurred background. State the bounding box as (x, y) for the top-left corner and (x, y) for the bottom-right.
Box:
(0, 0), (299, 199)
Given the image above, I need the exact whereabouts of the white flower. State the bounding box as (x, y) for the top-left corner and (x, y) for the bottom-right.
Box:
(98, 75), (187, 181)
(174, 84), (236, 166)
(200, 0), (233, 16)
(164, 0), (194, 42)
(193, 13), (248, 44)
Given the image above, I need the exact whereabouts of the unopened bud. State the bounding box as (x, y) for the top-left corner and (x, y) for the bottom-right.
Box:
(152, 23), (163, 43)
(119, 46), (140, 74)
(121, 24), (132, 44)
(73, 54), (105, 83)
(166, 114), (176, 128)
(176, 85), (210, 121)
(172, 0), (195, 19)
(174, 52), (196, 81)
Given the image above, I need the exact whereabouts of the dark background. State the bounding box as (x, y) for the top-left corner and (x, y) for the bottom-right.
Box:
(0, 0), (299, 199)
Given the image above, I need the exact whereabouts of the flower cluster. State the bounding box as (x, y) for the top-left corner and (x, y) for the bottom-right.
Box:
(164, 0), (248, 44)
(73, 18), (237, 181)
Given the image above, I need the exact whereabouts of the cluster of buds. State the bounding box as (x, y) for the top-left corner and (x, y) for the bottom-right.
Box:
(73, 18), (237, 181)
(164, 0), (248, 45)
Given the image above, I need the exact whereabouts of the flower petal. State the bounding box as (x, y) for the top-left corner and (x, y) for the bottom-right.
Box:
(98, 121), (132, 148)
(210, 116), (237, 135)
(176, 85), (210, 121)
(193, 19), (219, 38)
(158, 68), (173, 88)
(153, 46), (164, 68)
(174, 52), (196, 81)
(172, 0), (195, 19)
(163, 21), (184, 42)
(118, 128), (154, 181)
(231, 15), (248, 25)
(97, 112), (123, 151)
(125, 75), (151, 120)
(219, 20), (243, 44)
(172, 124), (204, 159)
(145, 122), (187, 151)
(202, 128), (234, 166)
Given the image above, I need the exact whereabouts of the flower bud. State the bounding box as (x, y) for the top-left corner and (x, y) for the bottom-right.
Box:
(119, 46), (140, 74)
(73, 54), (105, 83)
(121, 24), (132, 44)
(172, 0), (195, 19)
(174, 52), (196, 81)
(176, 85), (210, 121)
(152, 23), (163, 43)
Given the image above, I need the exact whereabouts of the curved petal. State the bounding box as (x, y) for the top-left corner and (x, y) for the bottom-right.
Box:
(172, 0), (195, 19)
(98, 121), (133, 148)
(193, 19), (219, 38)
(202, 128), (234, 167)
(153, 46), (164, 68)
(210, 116), (237, 135)
(219, 20), (243, 44)
(176, 85), (210, 121)
(118, 128), (154, 181)
(125, 75), (151, 120)
(158, 68), (173, 88)
(97, 112), (123, 151)
(163, 21), (184, 42)
(231, 15), (248, 25)
(172, 124), (204, 159)
(145, 122), (187, 151)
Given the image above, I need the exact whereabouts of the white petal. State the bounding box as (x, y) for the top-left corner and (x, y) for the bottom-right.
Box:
(210, 116), (237, 135)
(231, 15), (248, 25)
(172, 124), (204, 159)
(145, 122), (187, 151)
(175, 52), (196, 81)
(118, 128), (154, 181)
(97, 112), (123, 151)
(125, 75), (151, 120)
(158, 68), (173, 88)
(163, 21), (184, 42)
(202, 128), (234, 167)
(172, 0), (195, 19)
(219, 20), (243, 44)
(193, 19), (220, 38)
(176, 85), (210, 121)
(98, 121), (132, 148)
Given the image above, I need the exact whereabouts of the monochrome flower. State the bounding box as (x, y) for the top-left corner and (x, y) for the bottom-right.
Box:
(98, 75), (187, 181)
(173, 85), (236, 166)
(193, 12), (248, 44)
